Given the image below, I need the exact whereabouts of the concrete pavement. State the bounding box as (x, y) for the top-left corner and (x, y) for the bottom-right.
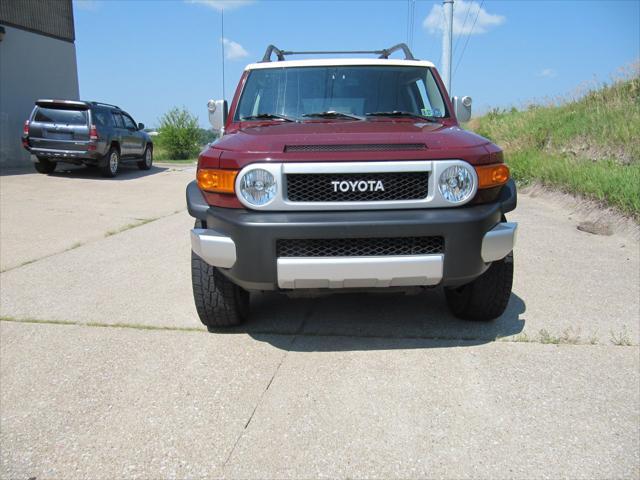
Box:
(1, 171), (637, 343)
(0, 163), (194, 272)
(1, 167), (638, 478)
(1, 322), (638, 479)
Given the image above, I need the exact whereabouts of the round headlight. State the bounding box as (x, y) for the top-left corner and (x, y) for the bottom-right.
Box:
(438, 165), (475, 203)
(239, 169), (277, 205)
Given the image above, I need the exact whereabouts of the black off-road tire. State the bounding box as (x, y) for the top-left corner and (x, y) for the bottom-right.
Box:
(137, 145), (153, 170)
(444, 253), (513, 321)
(101, 146), (120, 178)
(34, 158), (56, 174)
(191, 251), (249, 329)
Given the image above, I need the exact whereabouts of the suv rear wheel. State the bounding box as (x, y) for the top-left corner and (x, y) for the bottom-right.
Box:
(137, 145), (153, 170)
(444, 253), (513, 321)
(101, 146), (120, 178)
(34, 158), (57, 174)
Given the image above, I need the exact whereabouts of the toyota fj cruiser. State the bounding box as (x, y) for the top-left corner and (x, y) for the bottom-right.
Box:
(22, 100), (153, 177)
(186, 44), (518, 328)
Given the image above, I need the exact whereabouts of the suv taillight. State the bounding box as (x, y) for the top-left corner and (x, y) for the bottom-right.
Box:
(89, 125), (98, 141)
(21, 120), (30, 148)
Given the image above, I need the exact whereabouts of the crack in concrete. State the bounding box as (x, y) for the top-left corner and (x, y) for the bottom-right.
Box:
(0, 210), (185, 273)
(0, 317), (636, 347)
(221, 306), (313, 469)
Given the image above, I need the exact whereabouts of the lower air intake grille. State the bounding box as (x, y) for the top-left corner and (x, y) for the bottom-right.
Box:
(286, 172), (429, 202)
(277, 237), (444, 257)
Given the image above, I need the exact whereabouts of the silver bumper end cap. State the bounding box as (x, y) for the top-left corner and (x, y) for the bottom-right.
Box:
(190, 228), (236, 268)
(481, 222), (518, 263)
(277, 254), (444, 289)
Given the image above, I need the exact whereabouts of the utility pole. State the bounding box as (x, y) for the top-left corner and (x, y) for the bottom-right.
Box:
(441, 0), (454, 95)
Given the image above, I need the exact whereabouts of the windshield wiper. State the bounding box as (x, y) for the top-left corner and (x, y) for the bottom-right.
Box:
(302, 111), (364, 121)
(366, 111), (439, 122)
(241, 113), (295, 122)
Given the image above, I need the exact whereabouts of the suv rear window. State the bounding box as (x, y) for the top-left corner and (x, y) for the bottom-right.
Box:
(34, 108), (88, 125)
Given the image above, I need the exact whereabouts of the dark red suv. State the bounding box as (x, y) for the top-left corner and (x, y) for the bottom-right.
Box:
(186, 44), (517, 328)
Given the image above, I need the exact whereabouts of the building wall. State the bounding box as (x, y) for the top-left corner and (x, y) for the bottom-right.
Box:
(0, 0), (79, 170)
(0, 0), (75, 43)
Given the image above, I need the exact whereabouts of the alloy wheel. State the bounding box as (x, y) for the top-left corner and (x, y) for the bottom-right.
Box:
(110, 152), (118, 174)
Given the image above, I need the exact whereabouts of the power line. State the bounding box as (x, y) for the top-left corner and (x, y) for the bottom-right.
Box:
(453, 0), (483, 77)
(453, 0), (472, 57)
(406, 0), (416, 49)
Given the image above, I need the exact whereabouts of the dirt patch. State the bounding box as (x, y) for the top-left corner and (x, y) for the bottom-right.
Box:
(577, 220), (614, 236)
(552, 135), (637, 165)
(521, 183), (640, 241)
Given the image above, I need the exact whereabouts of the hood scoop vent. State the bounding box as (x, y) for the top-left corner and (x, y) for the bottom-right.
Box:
(284, 143), (427, 153)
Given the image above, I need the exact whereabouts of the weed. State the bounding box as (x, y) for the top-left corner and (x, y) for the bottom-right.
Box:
(512, 332), (531, 342)
(105, 218), (157, 237)
(538, 329), (556, 344)
(610, 326), (633, 346)
(538, 328), (582, 345)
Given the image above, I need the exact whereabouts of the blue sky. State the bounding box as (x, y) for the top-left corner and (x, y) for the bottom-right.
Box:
(74, 0), (640, 128)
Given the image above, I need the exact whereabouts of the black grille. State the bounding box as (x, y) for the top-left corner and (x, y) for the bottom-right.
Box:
(286, 172), (429, 202)
(277, 237), (444, 257)
(284, 144), (426, 153)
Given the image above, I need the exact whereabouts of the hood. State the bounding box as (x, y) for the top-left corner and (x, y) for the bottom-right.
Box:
(215, 120), (491, 154)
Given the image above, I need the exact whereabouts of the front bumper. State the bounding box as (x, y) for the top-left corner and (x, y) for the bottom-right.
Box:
(187, 180), (518, 291)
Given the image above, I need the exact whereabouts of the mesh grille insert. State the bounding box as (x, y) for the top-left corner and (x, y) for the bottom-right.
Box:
(277, 237), (444, 257)
(284, 144), (426, 153)
(286, 172), (428, 202)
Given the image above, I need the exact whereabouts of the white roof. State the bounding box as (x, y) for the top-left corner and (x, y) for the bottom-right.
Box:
(245, 58), (436, 70)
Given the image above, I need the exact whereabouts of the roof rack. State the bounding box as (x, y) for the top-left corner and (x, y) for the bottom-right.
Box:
(261, 43), (416, 63)
(36, 99), (88, 107)
(89, 101), (121, 109)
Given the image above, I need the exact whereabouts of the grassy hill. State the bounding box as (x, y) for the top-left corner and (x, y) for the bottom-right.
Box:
(468, 72), (640, 218)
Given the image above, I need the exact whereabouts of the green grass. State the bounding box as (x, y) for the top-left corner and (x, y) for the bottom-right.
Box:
(153, 144), (198, 163)
(468, 70), (640, 218)
(508, 150), (640, 216)
(155, 159), (197, 164)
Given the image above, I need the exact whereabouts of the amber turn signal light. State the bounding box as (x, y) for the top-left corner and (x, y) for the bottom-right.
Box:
(197, 168), (238, 194)
(475, 164), (510, 189)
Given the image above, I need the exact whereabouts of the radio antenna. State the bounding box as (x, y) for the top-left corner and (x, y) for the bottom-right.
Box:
(221, 8), (226, 99)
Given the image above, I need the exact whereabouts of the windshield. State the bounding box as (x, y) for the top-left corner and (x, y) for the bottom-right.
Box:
(234, 65), (448, 122)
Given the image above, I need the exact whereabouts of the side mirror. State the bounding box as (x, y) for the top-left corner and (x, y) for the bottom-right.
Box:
(452, 96), (472, 123)
(207, 99), (228, 135)
(138, 123), (145, 130)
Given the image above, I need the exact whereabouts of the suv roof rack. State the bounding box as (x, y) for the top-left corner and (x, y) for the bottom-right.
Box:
(89, 101), (121, 109)
(261, 43), (416, 63)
